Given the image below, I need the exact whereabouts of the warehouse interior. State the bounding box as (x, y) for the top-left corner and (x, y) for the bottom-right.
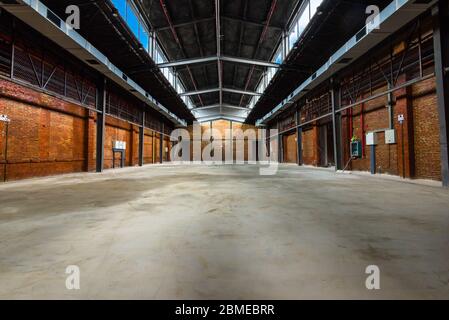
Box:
(0, 0), (448, 299)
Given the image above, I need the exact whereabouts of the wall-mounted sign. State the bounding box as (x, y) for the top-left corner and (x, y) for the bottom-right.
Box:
(398, 114), (405, 123)
(0, 115), (11, 122)
(385, 129), (396, 144)
(113, 141), (127, 150)
(366, 132), (378, 146)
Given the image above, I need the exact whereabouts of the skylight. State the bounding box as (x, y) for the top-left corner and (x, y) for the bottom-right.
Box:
(246, 0), (323, 114)
(111, 0), (197, 111)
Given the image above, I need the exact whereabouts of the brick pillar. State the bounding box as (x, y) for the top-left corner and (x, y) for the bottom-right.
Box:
(341, 111), (350, 169)
(86, 110), (96, 172)
(312, 122), (320, 166)
(433, 1), (449, 186)
(152, 131), (156, 164)
(134, 125), (139, 166)
(0, 120), (6, 182)
(394, 75), (415, 178)
(129, 125), (139, 167)
(296, 110), (303, 166)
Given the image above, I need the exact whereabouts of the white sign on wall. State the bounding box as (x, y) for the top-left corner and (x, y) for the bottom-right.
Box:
(0, 114), (11, 122)
(113, 141), (127, 150)
(366, 132), (378, 146)
(385, 129), (396, 144)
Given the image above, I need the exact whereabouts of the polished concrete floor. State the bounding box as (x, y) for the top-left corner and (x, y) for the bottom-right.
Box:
(0, 164), (448, 299)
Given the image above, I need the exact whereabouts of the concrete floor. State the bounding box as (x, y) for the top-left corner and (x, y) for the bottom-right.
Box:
(0, 164), (448, 299)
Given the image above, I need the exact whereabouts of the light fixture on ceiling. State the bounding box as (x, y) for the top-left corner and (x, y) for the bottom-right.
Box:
(316, 5), (323, 16)
(112, 8), (119, 17)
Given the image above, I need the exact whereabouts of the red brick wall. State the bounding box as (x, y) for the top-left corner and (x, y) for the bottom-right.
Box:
(341, 78), (440, 181)
(295, 75), (441, 181)
(0, 77), (168, 181)
(186, 120), (259, 162)
(86, 110), (97, 172)
(412, 77), (441, 180)
(104, 116), (133, 169)
(0, 78), (90, 181)
(154, 133), (161, 163)
(302, 125), (319, 166)
(143, 129), (154, 164)
(163, 137), (171, 162)
(345, 90), (399, 176)
(283, 133), (297, 163)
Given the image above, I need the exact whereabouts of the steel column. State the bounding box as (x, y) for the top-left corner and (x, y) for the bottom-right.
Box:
(152, 131), (156, 163)
(160, 123), (164, 164)
(2, 119), (9, 182)
(10, 18), (15, 79)
(277, 120), (282, 163)
(331, 84), (343, 170)
(96, 78), (106, 172)
(139, 111), (145, 167)
(370, 145), (376, 175)
(216, 0), (223, 113)
(433, 1), (449, 186)
(296, 109), (302, 166)
(266, 127), (271, 159)
(255, 139), (259, 162)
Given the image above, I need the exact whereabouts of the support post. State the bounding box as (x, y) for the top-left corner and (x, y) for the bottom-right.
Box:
(277, 120), (282, 163)
(433, 1), (449, 187)
(10, 18), (15, 79)
(160, 123), (164, 164)
(266, 127), (271, 159)
(255, 138), (259, 162)
(370, 145), (376, 175)
(96, 78), (106, 172)
(139, 111), (145, 167)
(2, 120), (9, 182)
(296, 109), (302, 165)
(331, 83), (343, 170)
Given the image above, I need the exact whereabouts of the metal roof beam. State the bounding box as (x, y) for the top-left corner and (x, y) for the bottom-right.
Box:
(180, 88), (220, 96)
(158, 56), (218, 68)
(181, 88), (261, 96)
(195, 114), (248, 123)
(154, 17), (216, 32)
(222, 88), (261, 96)
(221, 56), (280, 68)
(193, 104), (249, 111)
(158, 55), (280, 68)
(152, 16), (283, 33)
(222, 16), (283, 31)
